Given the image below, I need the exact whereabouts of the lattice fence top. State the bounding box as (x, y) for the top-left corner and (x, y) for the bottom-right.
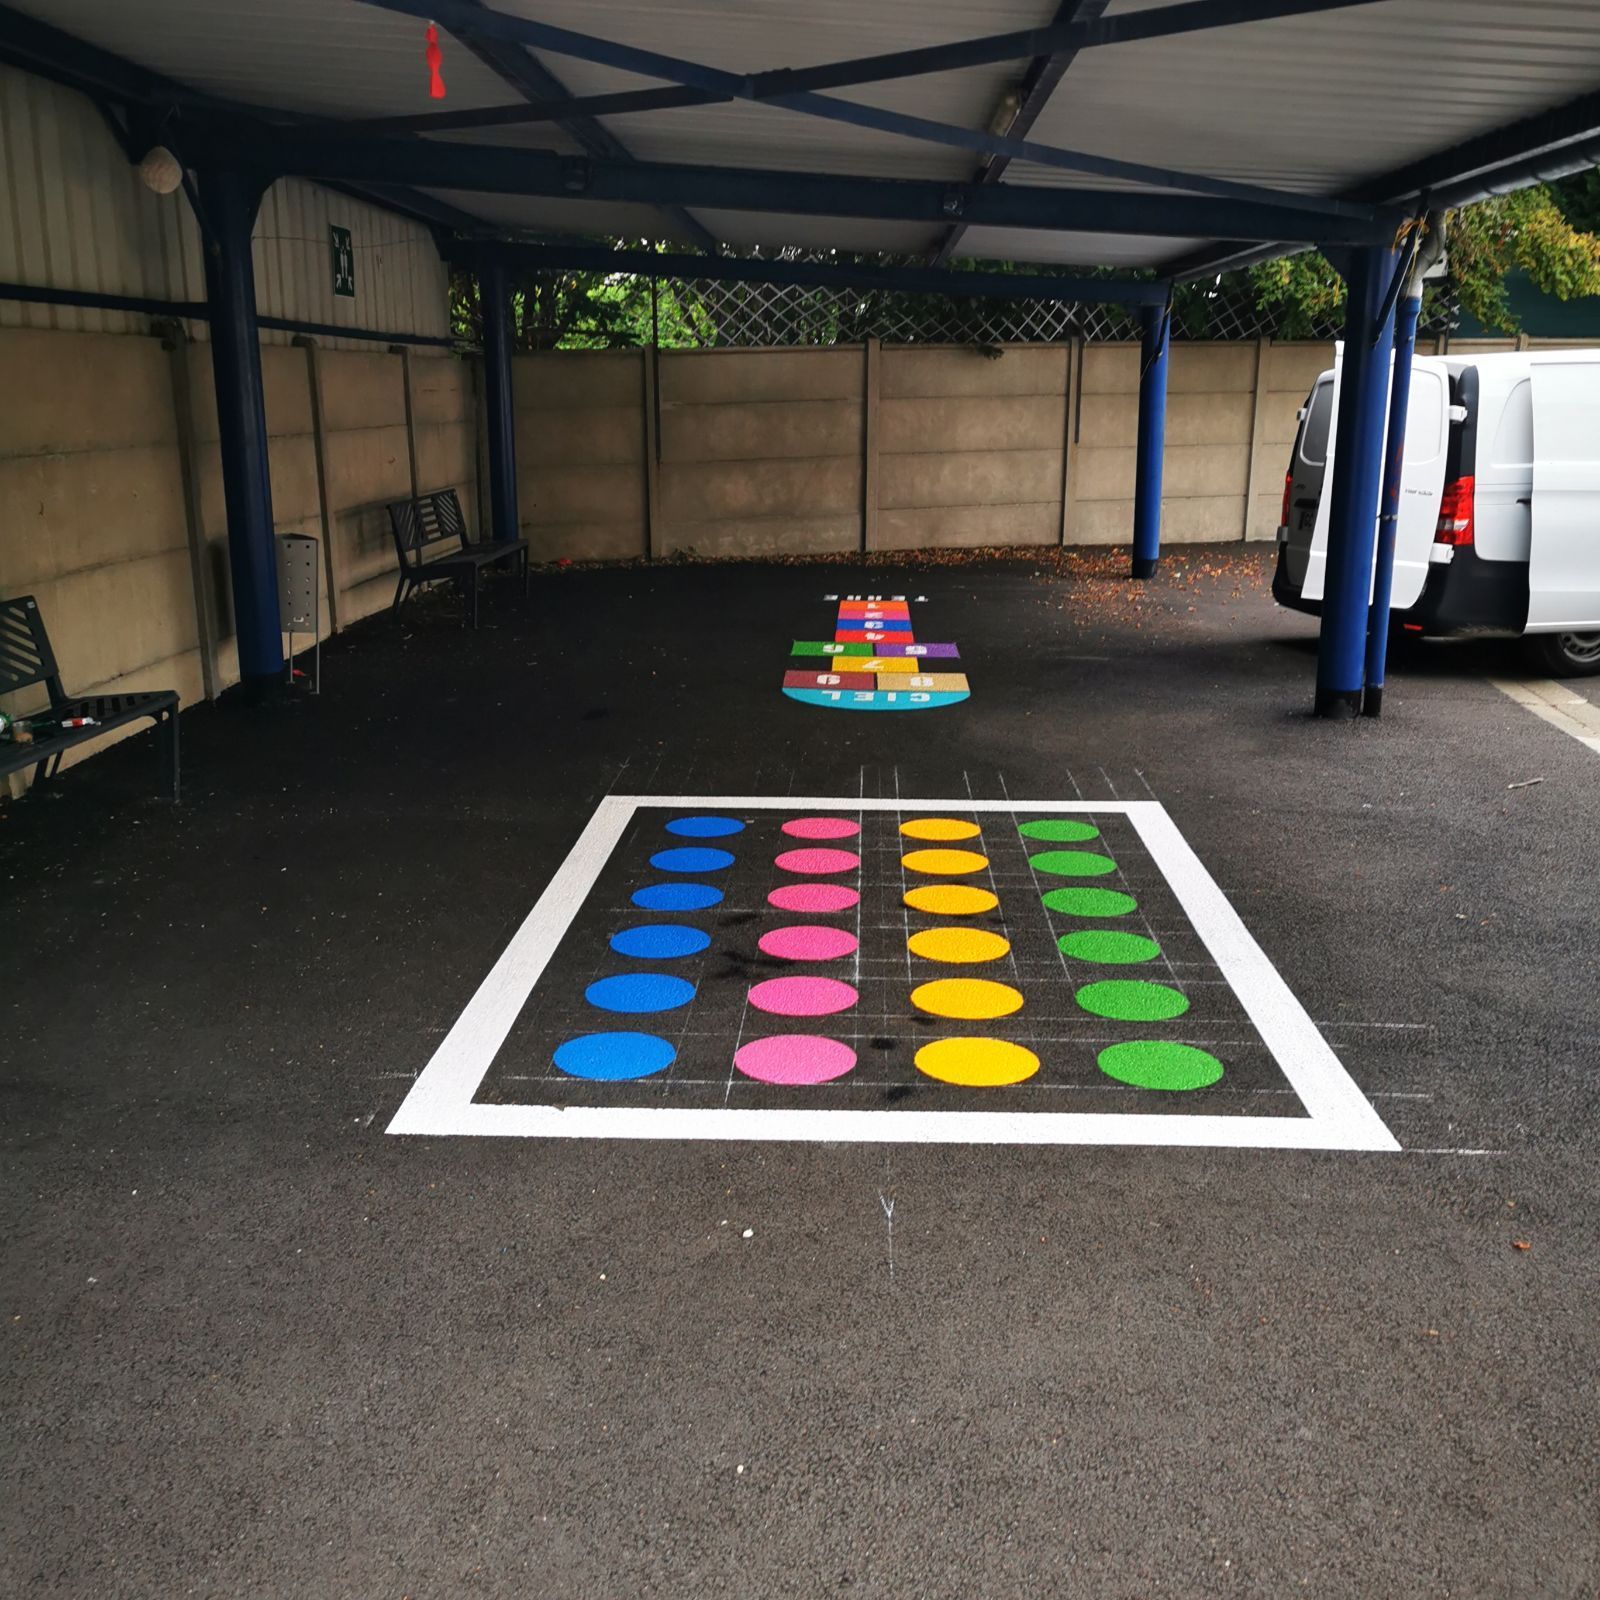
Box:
(662, 271), (1458, 348)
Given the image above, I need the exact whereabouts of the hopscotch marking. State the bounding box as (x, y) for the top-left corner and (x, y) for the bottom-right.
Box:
(387, 797), (1399, 1151)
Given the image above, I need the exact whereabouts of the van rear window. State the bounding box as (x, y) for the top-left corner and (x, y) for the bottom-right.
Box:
(1299, 380), (1334, 466)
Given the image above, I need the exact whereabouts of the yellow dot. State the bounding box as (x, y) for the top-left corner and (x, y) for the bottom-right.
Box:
(907, 927), (1011, 964)
(915, 1037), (1040, 1087)
(902, 848), (990, 877)
(910, 978), (1024, 1020)
(899, 817), (981, 842)
(903, 885), (998, 916)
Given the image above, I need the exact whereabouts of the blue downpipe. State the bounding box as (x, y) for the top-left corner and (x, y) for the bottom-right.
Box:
(479, 261), (520, 542)
(1131, 303), (1169, 580)
(1363, 290), (1422, 717)
(198, 169), (283, 690)
(1315, 246), (1396, 718)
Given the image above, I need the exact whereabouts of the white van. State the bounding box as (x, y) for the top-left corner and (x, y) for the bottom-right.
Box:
(1274, 348), (1600, 675)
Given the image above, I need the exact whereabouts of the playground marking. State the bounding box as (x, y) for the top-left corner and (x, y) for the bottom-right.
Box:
(388, 796), (1398, 1151)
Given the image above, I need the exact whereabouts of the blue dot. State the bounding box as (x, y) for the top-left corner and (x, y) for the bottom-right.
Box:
(585, 973), (695, 1014)
(609, 924), (711, 959)
(665, 815), (745, 838)
(650, 847), (734, 873)
(554, 1032), (676, 1082)
(632, 882), (724, 912)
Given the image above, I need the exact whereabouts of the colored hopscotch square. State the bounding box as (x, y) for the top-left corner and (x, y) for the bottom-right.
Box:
(887, 673), (969, 692)
(784, 670), (877, 691)
(791, 641), (961, 660)
(791, 641), (874, 657)
(388, 796), (1399, 1151)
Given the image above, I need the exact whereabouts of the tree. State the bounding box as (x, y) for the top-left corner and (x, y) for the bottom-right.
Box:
(1225, 173), (1600, 337)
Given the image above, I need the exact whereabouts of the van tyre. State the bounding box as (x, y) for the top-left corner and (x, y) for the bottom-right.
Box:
(1529, 632), (1600, 677)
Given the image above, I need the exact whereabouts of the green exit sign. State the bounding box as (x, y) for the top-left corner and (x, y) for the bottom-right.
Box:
(330, 225), (355, 298)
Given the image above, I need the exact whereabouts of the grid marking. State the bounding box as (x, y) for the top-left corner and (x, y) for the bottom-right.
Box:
(387, 796), (1400, 1151)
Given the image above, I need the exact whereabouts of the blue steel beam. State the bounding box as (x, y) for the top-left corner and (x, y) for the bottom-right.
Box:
(1314, 244), (1396, 718)
(1363, 279), (1421, 717)
(477, 260), (519, 542)
(241, 130), (1396, 244)
(301, 85), (714, 140)
(930, 0), (1110, 267)
(1354, 88), (1600, 207)
(443, 0), (717, 251)
(196, 168), (285, 691)
(1169, 86), (1600, 283)
(454, 241), (1167, 307)
(1131, 302), (1171, 579)
(355, 0), (1388, 102)
(352, 0), (1393, 225)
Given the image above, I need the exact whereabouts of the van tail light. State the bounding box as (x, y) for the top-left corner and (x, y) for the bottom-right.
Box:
(1435, 474), (1475, 547)
(1281, 470), (1293, 526)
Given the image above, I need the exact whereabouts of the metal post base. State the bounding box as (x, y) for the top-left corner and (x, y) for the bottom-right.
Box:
(1313, 687), (1364, 719)
(1361, 685), (1383, 718)
(1131, 556), (1159, 580)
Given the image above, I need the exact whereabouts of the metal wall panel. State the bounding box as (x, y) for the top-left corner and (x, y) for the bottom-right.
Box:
(0, 63), (451, 347)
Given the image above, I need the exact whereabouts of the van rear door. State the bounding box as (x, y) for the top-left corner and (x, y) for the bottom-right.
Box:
(1301, 351), (1449, 606)
(1527, 361), (1600, 631)
(1283, 375), (1333, 592)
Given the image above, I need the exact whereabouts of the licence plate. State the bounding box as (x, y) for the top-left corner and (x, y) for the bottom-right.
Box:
(1297, 507), (1317, 533)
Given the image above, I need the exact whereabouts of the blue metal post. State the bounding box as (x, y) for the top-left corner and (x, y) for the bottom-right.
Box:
(1131, 302), (1169, 579)
(479, 260), (519, 543)
(1314, 245), (1396, 717)
(1363, 283), (1421, 717)
(197, 168), (283, 690)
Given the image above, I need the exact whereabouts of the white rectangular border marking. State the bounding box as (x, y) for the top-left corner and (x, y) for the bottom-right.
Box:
(387, 797), (1399, 1151)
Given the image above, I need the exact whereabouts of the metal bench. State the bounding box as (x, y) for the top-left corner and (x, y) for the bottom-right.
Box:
(386, 487), (529, 629)
(0, 594), (179, 803)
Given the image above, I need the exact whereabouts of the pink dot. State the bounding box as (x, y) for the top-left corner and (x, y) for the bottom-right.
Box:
(747, 976), (858, 1016)
(782, 816), (861, 840)
(758, 924), (859, 961)
(768, 883), (860, 913)
(735, 1035), (857, 1085)
(774, 847), (860, 875)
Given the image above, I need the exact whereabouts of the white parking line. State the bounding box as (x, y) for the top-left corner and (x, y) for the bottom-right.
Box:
(1488, 677), (1600, 757)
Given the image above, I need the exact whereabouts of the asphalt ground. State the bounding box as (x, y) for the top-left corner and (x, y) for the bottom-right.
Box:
(5, 546), (1598, 1598)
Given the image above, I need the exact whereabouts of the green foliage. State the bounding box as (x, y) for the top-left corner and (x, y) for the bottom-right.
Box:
(448, 172), (1600, 349)
(449, 242), (714, 351)
(1241, 252), (1349, 339)
(1445, 185), (1600, 332)
(1221, 178), (1600, 340)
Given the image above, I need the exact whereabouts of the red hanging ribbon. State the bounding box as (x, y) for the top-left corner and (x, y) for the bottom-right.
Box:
(425, 22), (446, 99)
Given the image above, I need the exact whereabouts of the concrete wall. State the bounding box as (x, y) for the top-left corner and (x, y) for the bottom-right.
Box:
(511, 339), (1352, 560)
(0, 328), (204, 760)
(0, 321), (474, 787)
(878, 345), (1067, 550)
(515, 351), (647, 561)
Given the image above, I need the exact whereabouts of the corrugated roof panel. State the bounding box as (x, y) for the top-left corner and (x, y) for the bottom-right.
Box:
(424, 189), (676, 241)
(952, 226), (1206, 269)
(490, 0), (1056, 183)
(9, 0), (1600, 271)
(1021, 0), (1600, 198)
(8, 0), (521, 118)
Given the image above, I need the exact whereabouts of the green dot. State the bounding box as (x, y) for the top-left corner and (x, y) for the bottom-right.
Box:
(1030, 850), (1118, 878)
(1075, 979), (1190, 1021)
(1018, 819), (1100, 843)
(1059, 930), (1162, 964)
(1098, 1041), (1223, 1092)
(1041, 887), (1137, 917)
